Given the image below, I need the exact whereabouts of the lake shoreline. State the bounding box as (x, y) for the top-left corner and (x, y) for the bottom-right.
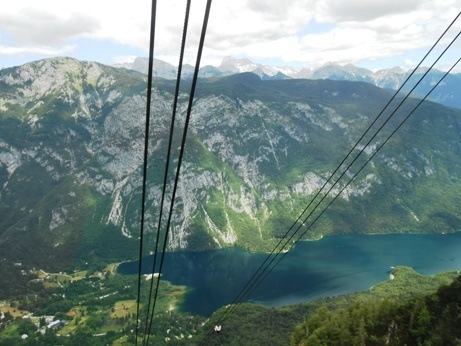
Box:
(118, 231), (461, 317)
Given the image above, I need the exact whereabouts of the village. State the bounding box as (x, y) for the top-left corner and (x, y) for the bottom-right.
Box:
(0, 262), (144, 343)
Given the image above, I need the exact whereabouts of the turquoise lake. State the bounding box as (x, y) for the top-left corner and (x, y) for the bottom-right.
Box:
(117, 232), (461, 316)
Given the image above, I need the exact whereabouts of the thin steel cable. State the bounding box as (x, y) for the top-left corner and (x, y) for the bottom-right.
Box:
(261, 55), (461, 290)
(211, 28), (461, 335)
(202, 10), (461, 334)
(200, 13), (461, 344)
(135, 0), (157, 344)
(220, 27), (461, 325)
(206, 50), (461, 346)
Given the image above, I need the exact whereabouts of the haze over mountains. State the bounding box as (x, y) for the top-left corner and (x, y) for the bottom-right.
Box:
(1, 57), (461, 271)
(117, 56), (461, 110)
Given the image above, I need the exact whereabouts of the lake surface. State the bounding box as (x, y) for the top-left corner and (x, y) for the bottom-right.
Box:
(117, 232), (461, 316)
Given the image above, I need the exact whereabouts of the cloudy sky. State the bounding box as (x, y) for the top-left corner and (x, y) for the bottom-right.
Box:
(0, 0), (460, 71)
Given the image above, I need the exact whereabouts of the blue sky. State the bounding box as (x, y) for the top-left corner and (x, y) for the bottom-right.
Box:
(0, 0), (460, 72)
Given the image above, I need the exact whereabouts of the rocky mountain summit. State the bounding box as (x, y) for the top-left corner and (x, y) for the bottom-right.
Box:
(1, 57), (461, 270)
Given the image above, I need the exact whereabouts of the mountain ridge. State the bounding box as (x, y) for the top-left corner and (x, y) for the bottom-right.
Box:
(116, 56), (461, 110)
(1, 57), (461, 271)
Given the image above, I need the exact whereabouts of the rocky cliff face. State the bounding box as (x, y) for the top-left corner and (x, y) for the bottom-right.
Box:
(1, 57), (461, 270)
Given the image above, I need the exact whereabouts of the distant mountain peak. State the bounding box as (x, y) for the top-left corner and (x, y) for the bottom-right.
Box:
(220, 56), (254, 66)
(112, 56), (460, 110)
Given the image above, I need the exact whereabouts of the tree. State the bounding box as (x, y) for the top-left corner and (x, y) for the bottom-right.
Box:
(306, 333), (323, 346)
(355, 317), (367, 346)
(3, 311), (13, 322)
(17, 319), (37, 336)
(39, 317), (46, 328)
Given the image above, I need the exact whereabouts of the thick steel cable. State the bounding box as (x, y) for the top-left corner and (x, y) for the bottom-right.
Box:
(144, 0), (213, 344)
(135, 0), (157, 344)
(142, 0), (192, 344)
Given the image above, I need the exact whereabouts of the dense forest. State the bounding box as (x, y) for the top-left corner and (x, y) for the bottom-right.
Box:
(291, 274), (461, 345)
(196, 266), (459, 345)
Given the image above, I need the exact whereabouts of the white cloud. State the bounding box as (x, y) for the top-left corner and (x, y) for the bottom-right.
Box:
(0, 0), (152, 54)
(205, 0), (314, 48)
(0, 8), (100, 46)
(315, 0), (423, 22)
(0, 0), (460, 70)
(0, 44), (75, 57)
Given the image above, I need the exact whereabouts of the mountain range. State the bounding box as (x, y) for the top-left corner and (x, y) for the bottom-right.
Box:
(117, 56), (461, 110)
(1, 57), (461, 271)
